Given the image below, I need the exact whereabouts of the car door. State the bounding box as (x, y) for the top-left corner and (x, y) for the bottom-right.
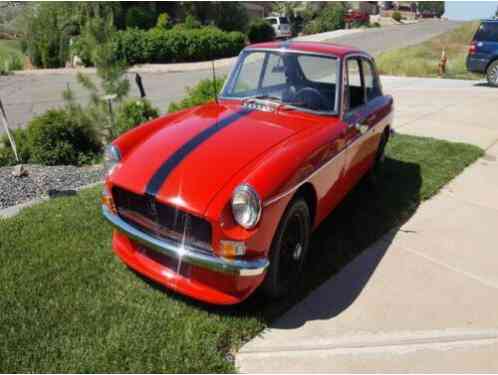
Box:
(342, 55), (385, 189)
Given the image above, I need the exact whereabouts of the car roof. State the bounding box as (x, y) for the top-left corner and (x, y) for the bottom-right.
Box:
(246, 40), (367, 58)
(481, 19), (498, 23)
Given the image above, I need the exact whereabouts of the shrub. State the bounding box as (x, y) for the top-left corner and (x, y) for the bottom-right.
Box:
(168, 77), (225, 113)
(302, 4), (346, 35)
(0, 147), (16, 167)
(125, 6), (156, 30)
(155, 13), (171, 30)
(112, 27), (245, 65)
(247, 20), (275, 44)
(1, 128), (31, 164)
(0, 54), (23, 75)
(115, 99), (160, 136)
(392, 11), (402, 22)
(26, 109), (101, 166)
(183, 14), (202, 29)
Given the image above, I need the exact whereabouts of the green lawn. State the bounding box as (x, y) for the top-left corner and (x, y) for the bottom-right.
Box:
(0, 134), (483, 372)
(377, 21), (482, 80)
(0, 39), (23, 72)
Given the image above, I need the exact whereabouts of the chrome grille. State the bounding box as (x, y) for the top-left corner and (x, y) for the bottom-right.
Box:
(112, 186), (212, 250)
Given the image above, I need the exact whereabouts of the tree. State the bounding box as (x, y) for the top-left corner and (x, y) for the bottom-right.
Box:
(417, 2), (445, 17)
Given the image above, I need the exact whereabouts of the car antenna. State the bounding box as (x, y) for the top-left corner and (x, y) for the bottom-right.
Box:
(211, 59), (219, 104)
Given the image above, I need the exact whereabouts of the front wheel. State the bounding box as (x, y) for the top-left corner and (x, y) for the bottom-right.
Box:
(486, 60), (498, 87)
(262, 198), (311, 299)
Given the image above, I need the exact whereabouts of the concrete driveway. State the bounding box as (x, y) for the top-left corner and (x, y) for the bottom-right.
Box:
(236, 77), (498, 372)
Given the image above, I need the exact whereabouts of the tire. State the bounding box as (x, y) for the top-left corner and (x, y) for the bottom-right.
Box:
(366, 130), (389, 188)
(486, 60), (498, 87)
(262, 198), (311, 299)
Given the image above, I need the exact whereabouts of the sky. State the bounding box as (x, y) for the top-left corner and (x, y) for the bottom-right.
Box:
(444, 1), (498, 20)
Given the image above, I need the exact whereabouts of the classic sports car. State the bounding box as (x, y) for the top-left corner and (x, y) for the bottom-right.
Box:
(102, 41), (393, 305)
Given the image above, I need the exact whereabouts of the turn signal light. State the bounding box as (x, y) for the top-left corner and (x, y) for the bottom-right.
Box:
(101, 186), (117, 214)
(218, 240), (246, 258)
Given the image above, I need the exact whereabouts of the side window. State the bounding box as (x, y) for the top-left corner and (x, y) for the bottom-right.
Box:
(345, 58), (365, 112)
(267, 18), (277, 25)
(362, 59), (382, 101)
(262, 53), (286, 88)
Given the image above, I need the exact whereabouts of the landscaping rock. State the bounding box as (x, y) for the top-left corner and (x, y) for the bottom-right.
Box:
(0, 164), (103, 209)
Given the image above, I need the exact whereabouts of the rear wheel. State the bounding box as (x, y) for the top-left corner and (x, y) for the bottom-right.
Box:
(486, 60), (498, 87)
(366, 130), (389, 187)
(262, 198), (310, 299)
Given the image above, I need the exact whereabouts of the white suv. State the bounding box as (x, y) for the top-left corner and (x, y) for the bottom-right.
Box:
(265, 16), (292, 39)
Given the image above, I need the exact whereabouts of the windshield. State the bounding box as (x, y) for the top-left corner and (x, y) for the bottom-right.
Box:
(221, 50), (339, 114)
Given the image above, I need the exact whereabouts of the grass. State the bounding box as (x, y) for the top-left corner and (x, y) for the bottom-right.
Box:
(377, 21), (482, 80)
(0, 39), (23, 73)
(0, 134), (483, 372)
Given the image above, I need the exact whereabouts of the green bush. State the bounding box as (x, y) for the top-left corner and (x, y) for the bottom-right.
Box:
(303, 4), (346, 35)
(247, 20), (275, 44)
(125, 6), (156, 30)
(392, 11), (402, 22)
(115, 99), (160, 136)
(155, 13), (171, 30)
(112, 26), (245, 65)
(168, 77), (225, 113)
(26, 109), (102, 166)
(1, 128), (31, 164)
(0, 147), (16, 167)
(0, 54), (23, 75)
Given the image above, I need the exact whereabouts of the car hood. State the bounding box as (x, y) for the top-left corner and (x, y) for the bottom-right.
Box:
(111, 102), (315, 216)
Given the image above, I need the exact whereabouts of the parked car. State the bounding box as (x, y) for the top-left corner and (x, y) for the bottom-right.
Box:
(102, 41), (394, 305)
(344, 9), (370, 24)
(265, 16), (292, 39)
(467, 19), (498, 87)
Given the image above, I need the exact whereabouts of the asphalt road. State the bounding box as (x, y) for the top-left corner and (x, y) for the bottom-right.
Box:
(0, 20), (462, 132)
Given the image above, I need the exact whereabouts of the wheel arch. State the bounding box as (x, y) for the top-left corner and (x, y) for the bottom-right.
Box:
(291, 182), (317, 228)
(485, 56), (498, 72)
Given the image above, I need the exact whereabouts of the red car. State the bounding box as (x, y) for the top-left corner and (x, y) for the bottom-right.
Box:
(102, 41), (394, 305)
(344, 10), (370, 24)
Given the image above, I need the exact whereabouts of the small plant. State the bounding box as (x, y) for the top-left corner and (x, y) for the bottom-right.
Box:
(155, 13), (171, 30)
(168, 77), (226, 113)
(125, 6), (156, 30)
(26, 109), (101, 166)
(0, 128), (30, 165)
(115, 99), (160, 136)
(392, 11), (402, 23)
(247, 20), (275, 43)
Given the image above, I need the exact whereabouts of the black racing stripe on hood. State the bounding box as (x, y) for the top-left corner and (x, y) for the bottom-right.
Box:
(145, 107), (253, 197)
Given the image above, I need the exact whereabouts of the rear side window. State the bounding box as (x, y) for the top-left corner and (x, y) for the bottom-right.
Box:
(474, 22), (498, 41)
(267, 18), (277, 25)
(279, 17), (289, 24)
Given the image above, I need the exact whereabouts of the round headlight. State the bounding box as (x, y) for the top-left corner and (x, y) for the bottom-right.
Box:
(231, 184), (262, 229)
(104, 144), (121, 177)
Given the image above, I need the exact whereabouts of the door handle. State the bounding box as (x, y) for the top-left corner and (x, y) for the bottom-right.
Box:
(354, 122), (369, 135)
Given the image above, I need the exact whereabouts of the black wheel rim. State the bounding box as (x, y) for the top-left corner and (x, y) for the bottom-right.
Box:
(278, 212), (306, 286)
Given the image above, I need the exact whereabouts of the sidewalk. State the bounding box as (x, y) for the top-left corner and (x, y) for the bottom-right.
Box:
(236, 77), (498, 372)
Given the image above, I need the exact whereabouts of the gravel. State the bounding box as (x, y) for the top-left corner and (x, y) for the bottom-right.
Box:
(0, 164), (104, 210)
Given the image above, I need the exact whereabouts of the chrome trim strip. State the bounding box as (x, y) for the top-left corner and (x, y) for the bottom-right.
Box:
(263, 118), (384, 208)
(263, 143), (348, 207)
(102, 205), (269, 277)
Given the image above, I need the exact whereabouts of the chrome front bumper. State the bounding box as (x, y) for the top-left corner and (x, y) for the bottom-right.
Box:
(102, 205), (269, 277)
